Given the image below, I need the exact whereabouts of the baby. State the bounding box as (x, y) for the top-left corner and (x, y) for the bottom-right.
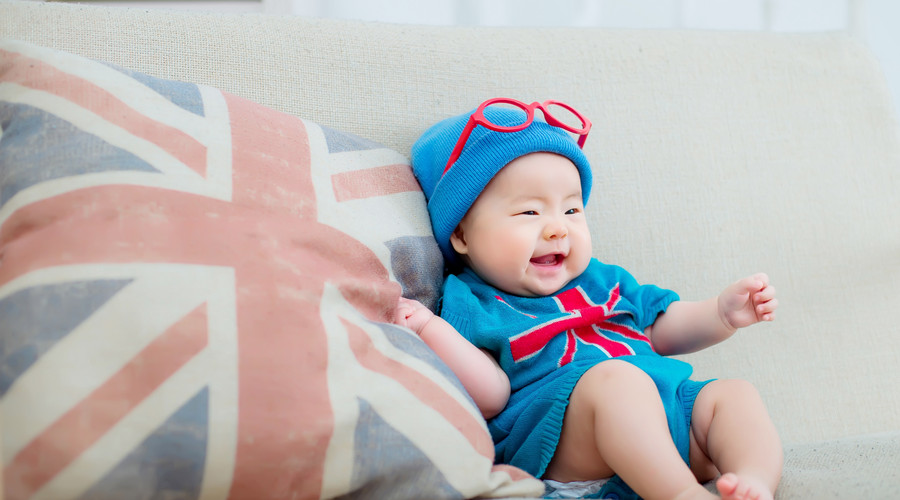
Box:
(396, 98), (782, 500)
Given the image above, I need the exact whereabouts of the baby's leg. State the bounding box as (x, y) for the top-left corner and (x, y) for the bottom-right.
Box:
(544, 360), (717, 500)
(690, 379), (783, 500)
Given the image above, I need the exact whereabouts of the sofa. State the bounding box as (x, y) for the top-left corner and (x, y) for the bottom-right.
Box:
(1, 1), (899, 499)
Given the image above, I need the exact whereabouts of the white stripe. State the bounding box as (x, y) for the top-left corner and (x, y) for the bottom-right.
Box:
(199, 86), (233, 202)
(325, 148), (409, 174)
(197, 271), (239, 500)
(574, 285), (598, 306)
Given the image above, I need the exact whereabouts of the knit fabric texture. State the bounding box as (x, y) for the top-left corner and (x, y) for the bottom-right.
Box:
(410, 106), (593, 263)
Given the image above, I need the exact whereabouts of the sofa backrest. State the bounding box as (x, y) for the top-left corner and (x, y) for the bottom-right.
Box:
(3, 0), (900, 448)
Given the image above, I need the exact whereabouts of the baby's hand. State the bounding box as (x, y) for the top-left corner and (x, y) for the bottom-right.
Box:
(394, 297), (436, 336)
(718, 273), (778, 331)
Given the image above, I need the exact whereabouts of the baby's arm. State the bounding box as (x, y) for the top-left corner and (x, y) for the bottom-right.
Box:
(395, 297), (511, 418)
(648, 273), (778, 356)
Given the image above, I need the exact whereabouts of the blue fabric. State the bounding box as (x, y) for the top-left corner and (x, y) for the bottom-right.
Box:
(440, 258), (711, 488)
(410, 106), (592, 264)
(0, 103), (160, 206)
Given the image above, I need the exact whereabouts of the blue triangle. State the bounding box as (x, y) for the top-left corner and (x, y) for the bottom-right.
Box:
(0, 102), (160, 206)
(0, 279), (132, 397)
(77, 387), (209, 500)
(321, 125), (384, 153)
(384, 235), (443, 312)
(101, 61), (205, 117)
(339, 398), (462, 499)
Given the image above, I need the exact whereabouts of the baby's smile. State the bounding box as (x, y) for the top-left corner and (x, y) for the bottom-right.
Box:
(530, 253), (565, 267)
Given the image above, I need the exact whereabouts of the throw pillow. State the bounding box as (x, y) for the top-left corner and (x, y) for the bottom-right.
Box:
(0, 39), (542, 500)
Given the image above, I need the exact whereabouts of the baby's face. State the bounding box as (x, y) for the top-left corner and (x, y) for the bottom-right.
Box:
(450, 152), (592, 297)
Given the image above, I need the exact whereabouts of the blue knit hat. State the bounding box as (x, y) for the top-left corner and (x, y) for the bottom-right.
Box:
(411, 106), (593, 264)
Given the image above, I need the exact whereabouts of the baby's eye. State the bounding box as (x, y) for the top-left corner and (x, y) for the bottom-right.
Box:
(565, 208), (581, 215)
(519, 210), (538, 216)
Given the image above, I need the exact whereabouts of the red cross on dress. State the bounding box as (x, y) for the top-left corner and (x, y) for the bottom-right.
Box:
(509, 284), (654, 367)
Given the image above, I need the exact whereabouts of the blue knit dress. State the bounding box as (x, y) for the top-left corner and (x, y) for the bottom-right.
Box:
(440, 258), (711, 482)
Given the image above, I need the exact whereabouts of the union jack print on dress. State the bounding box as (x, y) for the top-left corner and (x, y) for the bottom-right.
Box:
(0, 40), (538, 500)
(509, 284), (653, 367)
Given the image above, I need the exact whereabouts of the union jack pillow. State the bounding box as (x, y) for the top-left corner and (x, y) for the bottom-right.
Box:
(0, 39), (542, 500)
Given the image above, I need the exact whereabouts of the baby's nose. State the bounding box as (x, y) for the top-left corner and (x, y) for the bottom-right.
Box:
(543, 222), (568, 240)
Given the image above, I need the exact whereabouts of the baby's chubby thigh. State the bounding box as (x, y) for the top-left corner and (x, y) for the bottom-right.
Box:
(543, 359), (676, 482)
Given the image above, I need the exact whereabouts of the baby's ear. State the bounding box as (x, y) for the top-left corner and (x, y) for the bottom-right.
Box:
(450, 226), (469, 255)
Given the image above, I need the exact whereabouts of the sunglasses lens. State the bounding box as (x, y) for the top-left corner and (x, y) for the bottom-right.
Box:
(544, 102), (586, 131)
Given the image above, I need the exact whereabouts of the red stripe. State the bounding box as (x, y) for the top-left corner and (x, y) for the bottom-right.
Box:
(4, 305), (208, 499)
(605, 284), (621, 310)
(598, 320), (653, 348)
(223, 92), (398, 499)
(0, 49), (208, 177)
(577, 326), (633, 358)
(510, 316), (581, 361)
(345, 320), (493, 459)
(332, 164), (420, 202)
(556, 287), (591, 309)
(559, 331), (578, 365)
(220, 94), (334, 500)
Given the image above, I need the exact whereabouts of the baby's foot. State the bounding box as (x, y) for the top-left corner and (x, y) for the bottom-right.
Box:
(716, 472), (774, 500)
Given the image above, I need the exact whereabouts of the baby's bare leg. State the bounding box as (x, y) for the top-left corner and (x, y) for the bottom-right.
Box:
(690, 380), (783, 500)
(544, 360), (716, 500)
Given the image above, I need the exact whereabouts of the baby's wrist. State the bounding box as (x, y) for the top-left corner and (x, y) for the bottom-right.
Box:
(716, 296), (738, 333)
(414, 312), (438, 337)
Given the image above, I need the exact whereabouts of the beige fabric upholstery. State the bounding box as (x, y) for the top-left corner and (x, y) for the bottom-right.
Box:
(780, 432), (900, 499)
(3, 1), (899, 498)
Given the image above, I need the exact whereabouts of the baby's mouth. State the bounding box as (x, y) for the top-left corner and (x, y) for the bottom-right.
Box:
(530, 253), (564, 266)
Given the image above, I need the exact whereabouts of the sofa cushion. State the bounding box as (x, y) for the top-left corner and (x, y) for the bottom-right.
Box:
(778, 432), (900, 500)
(0, 39), (543, 499)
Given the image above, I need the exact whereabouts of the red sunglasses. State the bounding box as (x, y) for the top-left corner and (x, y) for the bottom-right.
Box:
(443, 97), (592, 176)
